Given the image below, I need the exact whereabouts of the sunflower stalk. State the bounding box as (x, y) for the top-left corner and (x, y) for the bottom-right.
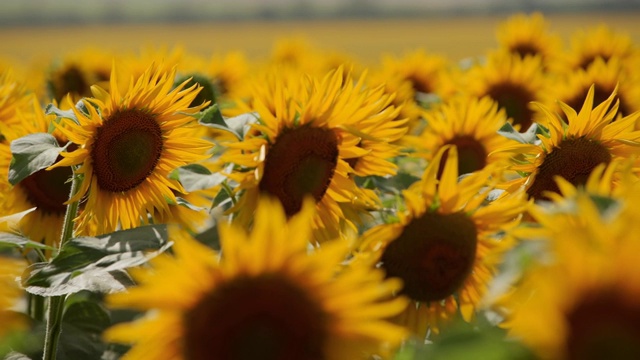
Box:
(41, 171), (83, 360)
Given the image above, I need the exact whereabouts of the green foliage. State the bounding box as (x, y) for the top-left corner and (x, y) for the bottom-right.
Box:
(396, 318), (536, 360)
(0, 231), (53, 251)
(197, 107), (257, 140)
(169, 163), (227, 192)
(8, 133), (66, 186)
(497, 122), (539, 145)
(23, 225), (170, 297)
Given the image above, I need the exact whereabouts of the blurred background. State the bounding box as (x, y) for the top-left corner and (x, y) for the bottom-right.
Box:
(0, 0), (639, 65)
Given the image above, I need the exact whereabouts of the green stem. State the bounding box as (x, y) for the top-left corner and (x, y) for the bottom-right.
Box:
(41, 173), (82, 360)
(29, 294), (45, 322)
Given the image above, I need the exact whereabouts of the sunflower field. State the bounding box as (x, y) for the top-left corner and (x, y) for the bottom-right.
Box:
(1, 11), (640, 360)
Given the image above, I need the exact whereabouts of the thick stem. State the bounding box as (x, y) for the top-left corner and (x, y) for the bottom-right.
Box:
(41, 173), (82, 360)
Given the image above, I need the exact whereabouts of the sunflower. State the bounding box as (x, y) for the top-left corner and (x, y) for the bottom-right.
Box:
(464, 52), (547, 131)
(46, 47), (113, 103)
(357, 146), (528, 337)
(500, 85), (640, 201)
(203, 51), (250, 102)
(495, 12), (563, 69)
(503, 175), (640, 360)
(0, 68), (31, 138)
(49, 63), (213, 235)
(544, 57), (640, 120)
(408, 95), (518, 180)
(0, 95), (76, 246)
(0, 256), (26, 339)
(104, 197), (409, 360)
(219, 67), (405, 244)
(561, 24), (635, 71)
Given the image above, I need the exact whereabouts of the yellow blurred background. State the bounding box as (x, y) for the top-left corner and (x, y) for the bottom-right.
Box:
(1, 13), (639, 64)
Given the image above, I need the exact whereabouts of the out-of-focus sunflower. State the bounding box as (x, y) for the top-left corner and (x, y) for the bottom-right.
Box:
(357, 146), (528, 336)
(0, 256), (26, 338)
(500, 85), (640, 201)
(219, 67), (405, 244)
(561, 24), (636, 71)
(49, 63), (213, 235)
(408, 95), (518, 180)
(0, 69), (30, 138)
(544, 57), (640, 120)
(204, 51), (250, 102)
(367, 72), (425, 131)
(0, 96), (75, 246)
(46, 47), (113, 103)
(503, 175), (640, 360)
(464, 52), (547, 131)
(378, 49), (449, 98)
(105, 197), (409, 360)
(495, 12), (563, 69)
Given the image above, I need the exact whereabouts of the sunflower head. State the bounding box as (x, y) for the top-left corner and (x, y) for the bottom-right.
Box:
(49, 62), (213, 235)
(544, 57), (640, 121)
(465, 52), (547, 131)
(105, 196), (409, 360)
(358, 146), (528, 336)
(219, 66), (403, 244)
(46, 47), (113, 103)
(412, 95), (517, 180)
(563, 24), (635, 71)
(0, 68), (31, 138)
(0, 95), (76, 246)
(503, 172), (640, 360)
(503, 84), (640, 201)
(495, 12), (563, 67)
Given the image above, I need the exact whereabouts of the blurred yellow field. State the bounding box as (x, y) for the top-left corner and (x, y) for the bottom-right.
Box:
(1, 13), (639, 63)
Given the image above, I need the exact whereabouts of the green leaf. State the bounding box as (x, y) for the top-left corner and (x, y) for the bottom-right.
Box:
(170, 163), (227, 192)
(9, 133), (66, 186)
(44, 101), (85, 127)
(24, 224), (170, 296)
(0, 232), (54, 251)
(197, 103), (225, 127)
(56, 323), (107, 360)
(198, 108), (257, 140)
(497, 122), (539, 144)
(396, 317), (535, 360)
(63, 300), (111, 334)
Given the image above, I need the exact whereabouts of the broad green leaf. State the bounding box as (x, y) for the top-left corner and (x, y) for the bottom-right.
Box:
(63, 300), (111, 334)
(24, 225), (170, 296)
(197, 103), (225, 127)
(497, 122), (539, 144)
(170, 163), (227, 192)
(0, 232), (53, 251)
(198, 108), (257, 140)
(9, 133), (66, 186)
(395, 317), (535, 360)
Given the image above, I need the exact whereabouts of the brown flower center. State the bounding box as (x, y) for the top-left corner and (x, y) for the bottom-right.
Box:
(510, 43), (541, 59)
(406, 74), (433, 94)
(438, 137), (487, 179)
(526, 137), (611, 200)
(19, 144), (75, 216)
(183, 274), (328, 360)
(564, 85), (629, 119)
(565, 290), (640, 360)
(486, 82), (535, 130)
(381, 212), (478, 302)
(259, 126), (338, 217)
(91, 109), (163, 193)
(579, 54), (611, 70)
(52, 66), (89, 102)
